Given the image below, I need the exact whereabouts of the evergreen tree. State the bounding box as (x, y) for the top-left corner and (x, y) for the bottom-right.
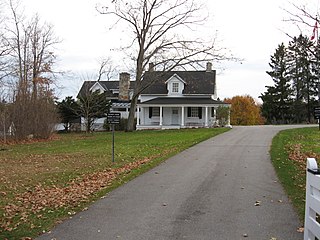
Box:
(261, 35), (320, 124)
(310, 37), (320, 118)
(260, 43), (292, 124)
(286, 35), (315, 123)
(56, 96), (79, 132)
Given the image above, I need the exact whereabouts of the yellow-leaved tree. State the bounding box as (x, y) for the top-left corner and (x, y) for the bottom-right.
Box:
(224, 95), (265, 125)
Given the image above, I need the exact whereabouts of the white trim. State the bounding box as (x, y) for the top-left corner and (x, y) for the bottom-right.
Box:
(138, 103), (230, 108)
(181, 107), (185, 126)
(205, 107), (208, 127)
(160, 107), (163, 126)
(164, 73), (186, 84)
(89, 82), (106, 93)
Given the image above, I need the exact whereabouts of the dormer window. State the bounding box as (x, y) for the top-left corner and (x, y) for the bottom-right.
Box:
(166, 74), (185, 96)
(172, 82), (179, 93)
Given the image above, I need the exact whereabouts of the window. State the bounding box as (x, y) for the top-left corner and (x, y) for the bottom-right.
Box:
(187, 107), (202, 119)
(172, 82), (179, 93)
(113, 108), (126, 112)
(211, 107), (215, 117)
(190, 107), (198, 117)
(149, 107), (160, 118)
(152, 107), (160, 116)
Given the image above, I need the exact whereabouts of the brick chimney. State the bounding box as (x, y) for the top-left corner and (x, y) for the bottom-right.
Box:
(118, 72), (130, 101)
(206, 62), (213, 72)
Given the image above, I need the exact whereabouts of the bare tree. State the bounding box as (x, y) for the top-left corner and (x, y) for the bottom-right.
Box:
(76, 60), (116, 133)
(3, 0), (60, 139)
(77, 89), (111, 133)
(283, 3), (318, 30)
(0, 1), (11, 83)
(98, 0), (236, 131)
(96, 57), (118, 81)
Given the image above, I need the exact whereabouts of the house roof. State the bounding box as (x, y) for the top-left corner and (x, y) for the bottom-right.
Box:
(140, 70), (216, 95)
(77, 69), (216, 98)
(77, 81), (134, 99)
(139, 97), (227, 106)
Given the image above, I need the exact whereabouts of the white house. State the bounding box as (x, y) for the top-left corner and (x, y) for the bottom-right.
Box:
(77, 62), (230, 130)
(136, 62), (230, 130)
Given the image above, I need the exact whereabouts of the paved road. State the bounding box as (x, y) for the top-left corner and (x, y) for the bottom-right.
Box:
(38, 125), (312, 240)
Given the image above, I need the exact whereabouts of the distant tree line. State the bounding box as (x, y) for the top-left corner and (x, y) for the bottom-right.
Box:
(260, 34), (320, 124)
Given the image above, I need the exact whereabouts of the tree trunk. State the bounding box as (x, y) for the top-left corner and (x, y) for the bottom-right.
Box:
(86, 118), (91, 133)
(127, 94), (138, 131)
(127, 44), (144, 132)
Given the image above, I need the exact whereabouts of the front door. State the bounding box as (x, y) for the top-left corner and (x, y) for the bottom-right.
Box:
(172, 108), (179, 125)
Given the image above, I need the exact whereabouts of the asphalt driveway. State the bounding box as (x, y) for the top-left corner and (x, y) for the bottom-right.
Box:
(37, 125), (310, 240)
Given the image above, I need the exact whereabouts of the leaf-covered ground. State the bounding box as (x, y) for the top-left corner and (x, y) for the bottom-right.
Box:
(0, 128), (229, 239)
(271, 127), (320, 222)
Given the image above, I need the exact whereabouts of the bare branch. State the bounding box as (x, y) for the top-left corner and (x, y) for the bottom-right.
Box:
(98, 0), (238, 131)
(96, 57), (118, 81)
(283, 2), (319, 33)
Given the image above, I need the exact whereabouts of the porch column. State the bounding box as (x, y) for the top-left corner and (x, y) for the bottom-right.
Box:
(205, 106), (208, 127)
(227, 108), (231, 126)
(160, 106), (163, 126)
(212, 107), (217, 126)
(181, 107), (185, 127)
(141, 107), (144, 125)
(137, 107), (140, 126)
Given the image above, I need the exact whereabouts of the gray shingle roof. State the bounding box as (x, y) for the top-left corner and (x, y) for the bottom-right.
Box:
(77, 81), (133, 99)
(140, 71), (216, 95)
(77, 70), (216, 98)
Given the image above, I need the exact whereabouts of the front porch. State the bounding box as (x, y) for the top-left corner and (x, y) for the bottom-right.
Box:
(136, 104), (230, 130)
(136, 121), (206, 130)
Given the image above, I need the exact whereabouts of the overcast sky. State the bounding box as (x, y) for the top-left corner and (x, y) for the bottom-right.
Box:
(20, 0), (317, 101)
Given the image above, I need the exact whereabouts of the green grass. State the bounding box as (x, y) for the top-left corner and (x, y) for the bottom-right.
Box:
(271, 127), (320, 222)
(0, 128), (229, 239)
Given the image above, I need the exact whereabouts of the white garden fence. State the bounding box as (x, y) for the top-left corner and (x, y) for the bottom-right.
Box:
(304, 158), (320, 240)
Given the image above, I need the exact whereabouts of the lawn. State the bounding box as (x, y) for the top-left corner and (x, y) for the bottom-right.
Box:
(0, 128), (229, 240)
(271, 127), (320, 222)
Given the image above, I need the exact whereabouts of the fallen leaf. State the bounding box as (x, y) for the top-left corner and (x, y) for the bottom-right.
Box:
(254, 201), (261, 206)
(297, 227), (304, 233)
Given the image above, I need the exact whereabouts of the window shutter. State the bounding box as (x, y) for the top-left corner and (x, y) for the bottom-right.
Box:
(198, 107), (202, 119)
(149, 107), (153, 118)
(187, 107), (191, 117)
